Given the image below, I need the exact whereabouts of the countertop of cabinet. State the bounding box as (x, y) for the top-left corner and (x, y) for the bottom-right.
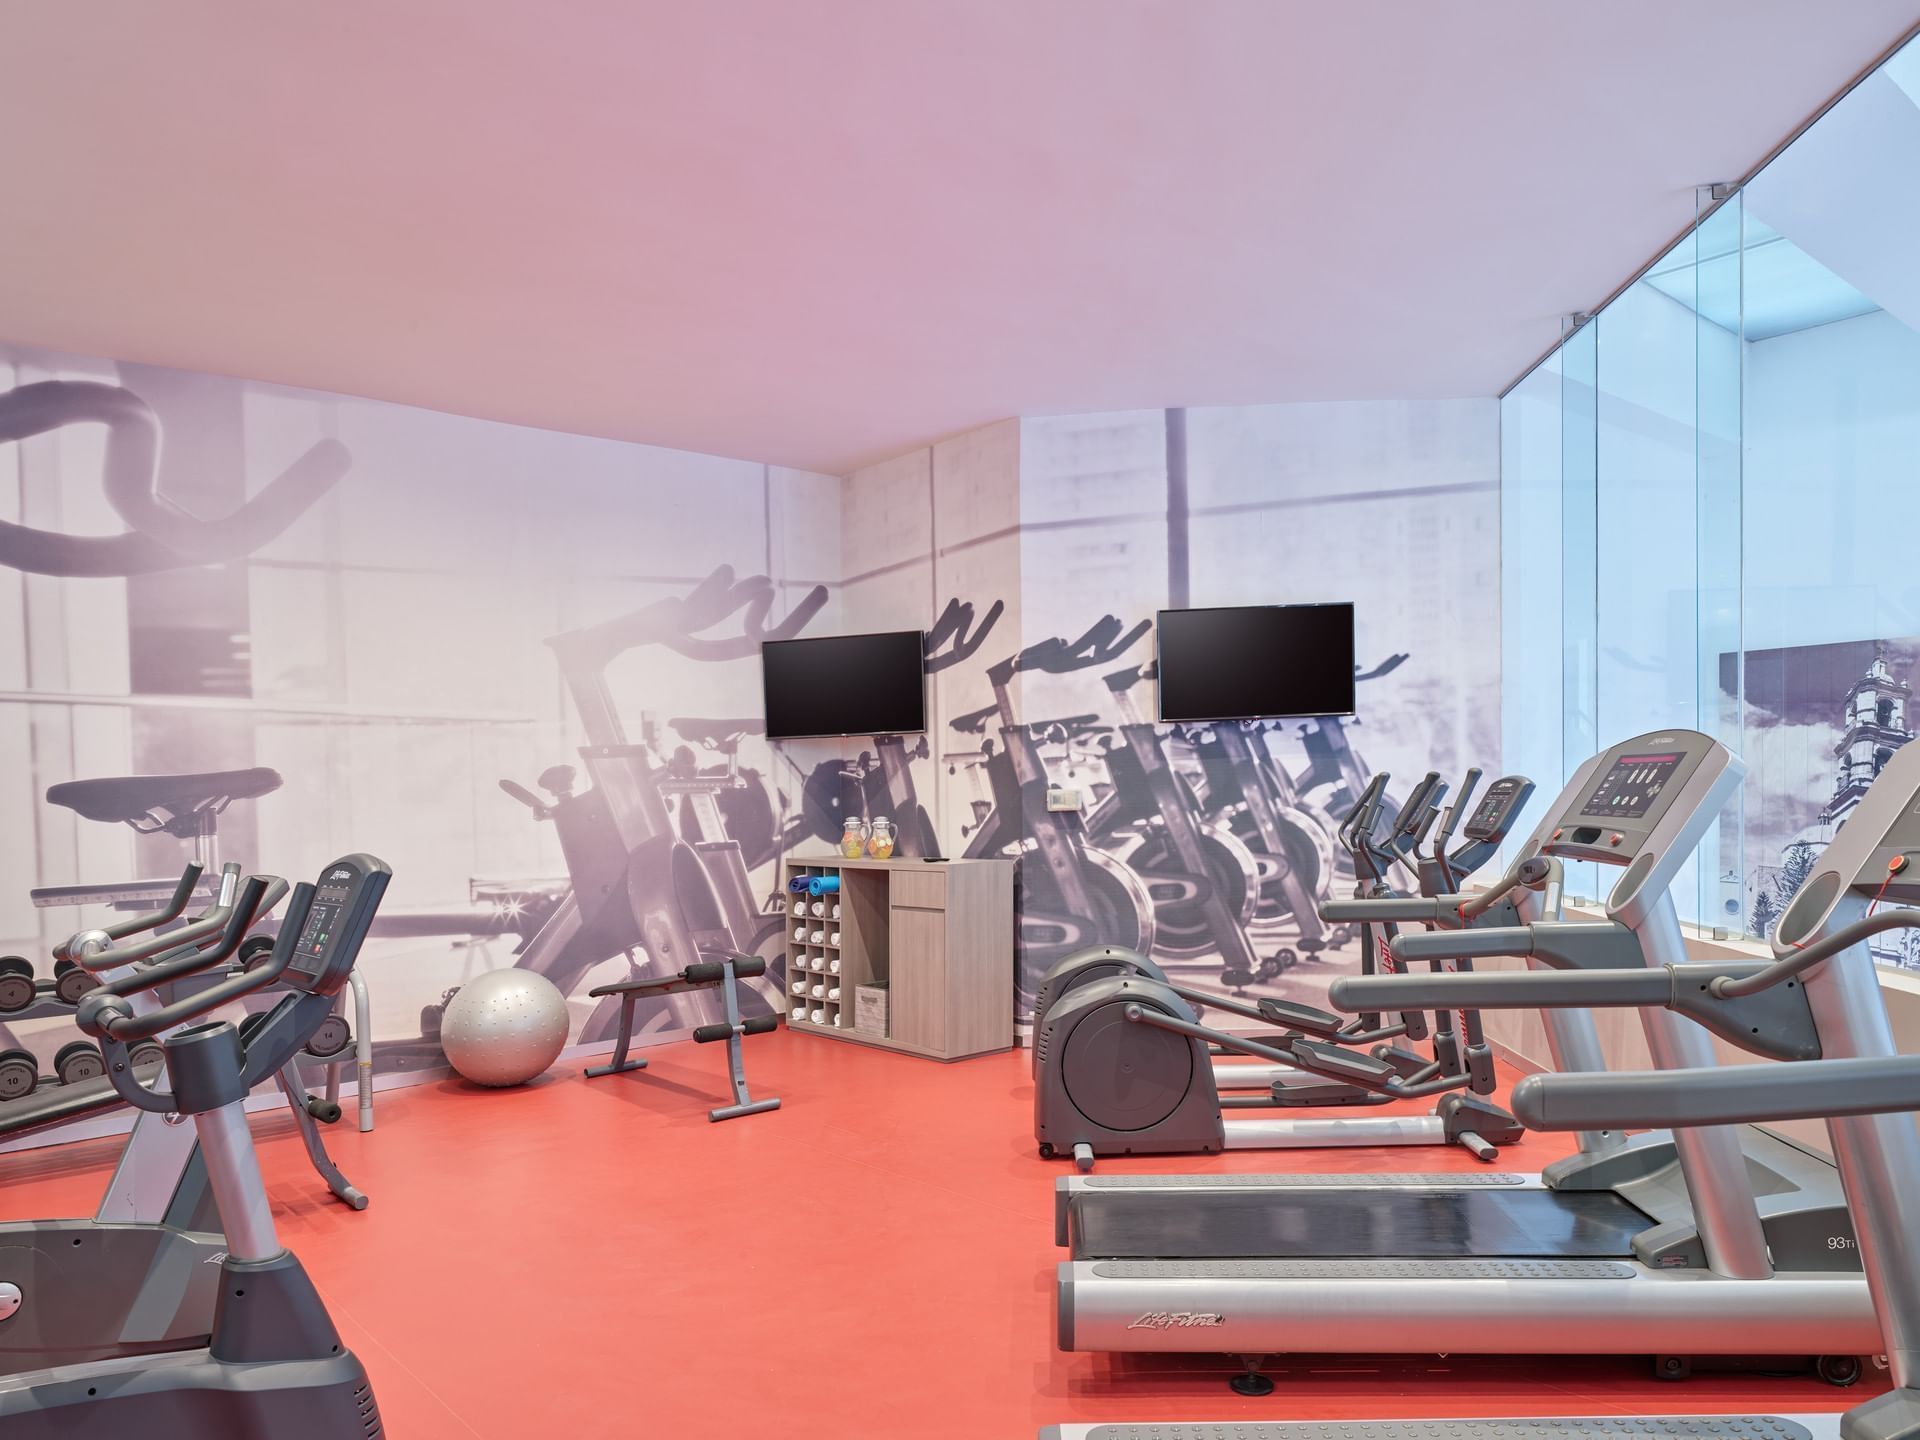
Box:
(786, 855), (1013, 870)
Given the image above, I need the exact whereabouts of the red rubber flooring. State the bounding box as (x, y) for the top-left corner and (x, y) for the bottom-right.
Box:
(1, 1031), (1881, 1437)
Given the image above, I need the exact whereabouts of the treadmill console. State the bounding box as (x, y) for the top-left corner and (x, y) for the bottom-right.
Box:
(1577, 751), (1687, 820)
(1462, 775), (1533, 841)
(281, 853), (391, 997)
(1775, 741), (1920, 950)
(1537, 729), (1744, 928)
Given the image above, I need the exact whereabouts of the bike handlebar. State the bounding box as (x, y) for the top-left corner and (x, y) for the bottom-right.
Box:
(547, 565), (829, 670)
(1012, 616), (1152, 677)
(925, 597), (1006, 674)
(102, 877), (289, 999)
(0, 381), (350, 578)
(52, 864), (204, 961)
(79, 877), (301, 1043)
(67, 864), (251, 972)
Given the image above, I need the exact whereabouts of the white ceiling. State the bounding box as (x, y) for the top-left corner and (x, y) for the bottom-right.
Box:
(1, 2), (1916, 475)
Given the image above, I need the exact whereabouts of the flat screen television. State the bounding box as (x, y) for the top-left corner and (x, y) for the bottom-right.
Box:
(1155, 603), (1356, 722)
(761, 630), (927, 740)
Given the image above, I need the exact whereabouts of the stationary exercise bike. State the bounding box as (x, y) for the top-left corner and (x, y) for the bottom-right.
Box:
(2, 862), (367, 1255)
(494, 565), (826, 1041)
(1082, 661), (1278, 986)
(0, 853), (391, 1437)
(957, 616), (1159, 1006)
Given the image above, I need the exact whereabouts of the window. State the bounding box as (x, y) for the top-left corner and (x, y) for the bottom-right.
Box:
(1499, 27), (1920, 962)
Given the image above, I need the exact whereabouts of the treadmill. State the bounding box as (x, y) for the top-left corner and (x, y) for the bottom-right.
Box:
(1043, 735), (1920, 1440)
(1054, 729), (1868, 1384)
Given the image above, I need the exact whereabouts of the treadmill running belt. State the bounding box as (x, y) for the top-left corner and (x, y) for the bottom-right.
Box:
(1068, 1187), (1651, 1260)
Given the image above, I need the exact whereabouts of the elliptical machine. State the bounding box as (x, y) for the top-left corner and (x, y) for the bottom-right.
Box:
(0, 854), (391, 1438)
(1029, 767), (1531, 1109)
(1033, 767), (1536, 1169)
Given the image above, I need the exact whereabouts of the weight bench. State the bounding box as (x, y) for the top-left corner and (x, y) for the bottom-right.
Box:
(584, 954), (782, 1122)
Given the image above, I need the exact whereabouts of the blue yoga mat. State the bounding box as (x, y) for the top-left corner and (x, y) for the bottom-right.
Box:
(808, 874), (842, 896)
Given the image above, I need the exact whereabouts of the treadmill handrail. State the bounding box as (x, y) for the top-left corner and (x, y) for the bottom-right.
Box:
(1720, 904), (1920, 996)
(1332, 955), (1824, 1064)
(1320, 896), (1447, 924)
(1513, 1054), (1920, 1131)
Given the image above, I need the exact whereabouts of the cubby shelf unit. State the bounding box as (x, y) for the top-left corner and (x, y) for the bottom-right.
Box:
(780, 856), (1014, 1062)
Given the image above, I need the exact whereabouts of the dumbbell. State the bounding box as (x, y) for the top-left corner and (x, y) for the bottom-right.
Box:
(52, 1040), (105, 1084)
(52, 958), (99, 1005)
(0, 958), (35, 1013)
(0, 1048), (38, 1100)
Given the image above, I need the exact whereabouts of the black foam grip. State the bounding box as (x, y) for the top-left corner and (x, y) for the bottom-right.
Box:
(306, 1095), (342, 1124)
(742, 1013), (779, 1035)
(692, 1022), (733, 1044)
(731, 956), (767, 979)
(683, 961), (725, 984)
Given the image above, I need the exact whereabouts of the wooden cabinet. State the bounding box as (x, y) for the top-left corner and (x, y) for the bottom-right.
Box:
(780, 856), (1013, 1061)
(886, 905), (947, 1053)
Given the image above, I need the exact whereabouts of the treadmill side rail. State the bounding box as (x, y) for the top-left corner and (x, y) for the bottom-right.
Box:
(1056, 1260), (1879, 1357)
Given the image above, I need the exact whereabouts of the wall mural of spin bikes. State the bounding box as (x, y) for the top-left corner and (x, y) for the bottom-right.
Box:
(480, 564), (1409, 1033)
(0, 348), (1495, 1070)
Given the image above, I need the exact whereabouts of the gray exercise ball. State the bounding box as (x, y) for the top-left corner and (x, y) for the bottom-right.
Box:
(440, 969), (570, 1087)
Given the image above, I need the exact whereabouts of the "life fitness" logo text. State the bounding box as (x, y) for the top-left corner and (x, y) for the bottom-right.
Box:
(1127, 1311), (1226, 1330)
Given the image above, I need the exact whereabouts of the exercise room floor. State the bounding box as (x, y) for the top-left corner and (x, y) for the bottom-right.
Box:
(2, 1031), (1880, 1438)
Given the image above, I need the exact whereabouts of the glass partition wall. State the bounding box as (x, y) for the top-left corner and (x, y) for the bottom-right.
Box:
(1500, 28), (1920, 958)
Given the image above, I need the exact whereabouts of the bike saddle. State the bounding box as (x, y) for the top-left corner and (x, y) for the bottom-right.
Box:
(950, 703), (998, 735)
(47, 768), (283, 835)
(669, 717), (764, 748)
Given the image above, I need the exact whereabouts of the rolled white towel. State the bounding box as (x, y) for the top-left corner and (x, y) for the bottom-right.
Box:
(793, 925), (806, 941)
(810, 929), (825, 944)
(829, 957), (841, 975)
(828, 985), (841, 1001)
(828, 930), (841, 946)
(791, 978), (807, 995)
(811, 1007), (826, 1024)
(832, 903), (842, 919)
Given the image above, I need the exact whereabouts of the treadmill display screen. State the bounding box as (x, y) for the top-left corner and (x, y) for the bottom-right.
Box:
(1579, 753), (1683, 819)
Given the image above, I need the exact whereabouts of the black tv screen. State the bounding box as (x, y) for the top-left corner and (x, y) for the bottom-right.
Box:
(1156, 604), (1356, 722)
(762, 630), (927, 740)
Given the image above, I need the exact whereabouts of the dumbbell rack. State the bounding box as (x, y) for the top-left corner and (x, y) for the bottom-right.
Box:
(0, 890), (375, 1132)
(784, 861), (848, 1030)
